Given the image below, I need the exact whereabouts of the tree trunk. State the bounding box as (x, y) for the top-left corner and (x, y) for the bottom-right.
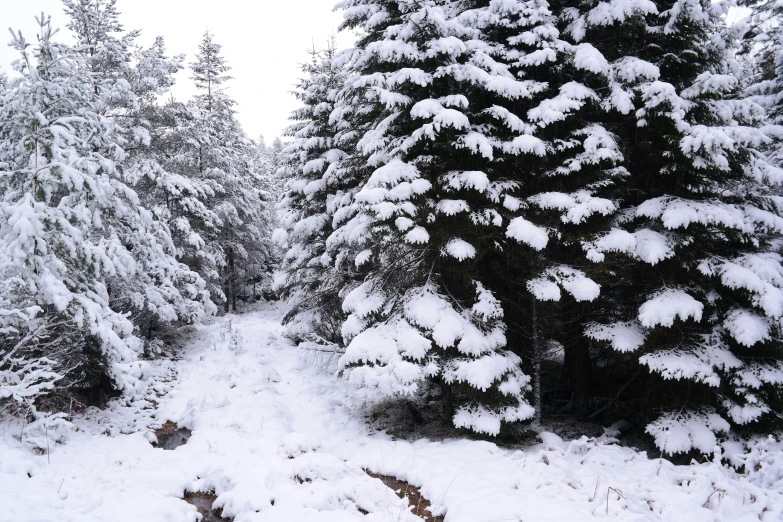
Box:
(532, 298), (542, 427)
(562, 309), (591, 416)
(440, 380), (454, 420)
(224, 247), (236, 313)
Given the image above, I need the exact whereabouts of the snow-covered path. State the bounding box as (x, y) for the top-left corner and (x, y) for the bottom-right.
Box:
(2, 305), (782, 522)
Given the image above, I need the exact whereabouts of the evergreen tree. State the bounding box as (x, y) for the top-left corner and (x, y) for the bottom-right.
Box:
(127, 99), (225, 316)
(63, 0), (135, 104)
(563, 0), (783, 453)
(179, 31), (274, 311)
(62, 0), (214, 335)
(253, 134), (271, 179)
(742, 0), (783, 163)
(190, 30), (233, 112)
(331, 0), (565, 435)
(253, 134), (285, 203)
(274, 42), (351, 344)
(450, 0), (641, 421)
(269, 136), (287, 191)
(0, 16), (149, 406)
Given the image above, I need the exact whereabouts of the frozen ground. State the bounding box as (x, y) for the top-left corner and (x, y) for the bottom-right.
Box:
(2, 304), (782, 521)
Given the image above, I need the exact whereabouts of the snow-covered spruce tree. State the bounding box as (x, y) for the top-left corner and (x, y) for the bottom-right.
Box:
(274, 42), (351, 344)
(269, 136), (286, 179)
(450, 0), (663, 420)
(742, 0), (783, 119)
(248, 135), (279, 299)
(182, 31), (274, 311)
(0, 16), (149, 408)
(564, 0), (783, 453)
(253, 135), (274, 188)
(742, 0), (783, 162)
(253, 134), (287, 210)
(63, 0), (214, 336)
(331, 0), (574, 435)
(131, 31), (270, 312)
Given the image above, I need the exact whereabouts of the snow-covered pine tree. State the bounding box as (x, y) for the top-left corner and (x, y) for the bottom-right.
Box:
(0, 16), (150, 407)
(183, 31), (274, 311)
(742, 0), (783, 162)
(252, 135), (286, 208)
(1, 45), (62, 420)
(274, 42), (351, 344)
(331, 0), (565, 435)
(63, 3), (220, 296)
(62, 0), (214, 336)
(249, 136), (279, 300)
(269, 136), (285, 178)
(566, 0), (783, 453)
(253, 134), (272, 183)
(63, 0), (135, 106)
(190, 30), (232, 112)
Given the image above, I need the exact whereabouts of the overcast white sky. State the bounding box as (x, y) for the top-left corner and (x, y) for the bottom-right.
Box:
(0, 0), (353, 143)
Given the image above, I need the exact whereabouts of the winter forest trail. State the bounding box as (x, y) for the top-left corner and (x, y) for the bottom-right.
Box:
(2, 305), (782, 522)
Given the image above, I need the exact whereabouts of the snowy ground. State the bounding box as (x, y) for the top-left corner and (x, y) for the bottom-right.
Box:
(2, 304), (782, 522)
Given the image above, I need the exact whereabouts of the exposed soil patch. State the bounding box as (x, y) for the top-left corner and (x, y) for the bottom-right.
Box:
(153, 421), (191, 450)
(365, 470), (444, 522)
(183, 491), (231, 521)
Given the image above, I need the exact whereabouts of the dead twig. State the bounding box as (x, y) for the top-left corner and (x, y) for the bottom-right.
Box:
(589, 476), (600, 502)
(607, 487), (625, 515)
(703, 488), (726, 509)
